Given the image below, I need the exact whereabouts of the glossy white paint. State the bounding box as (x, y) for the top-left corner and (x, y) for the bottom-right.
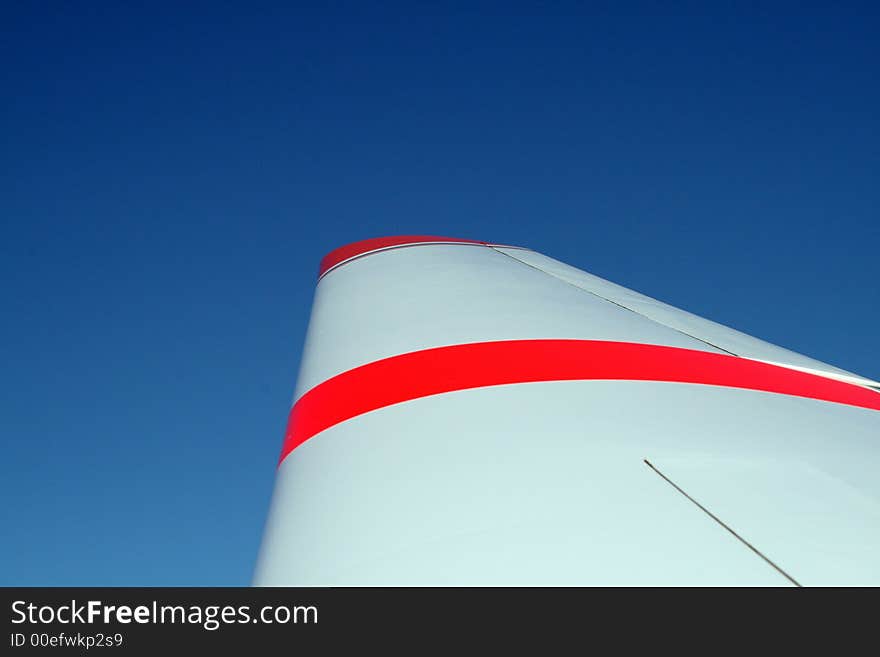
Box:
(293, 244), (728, 401)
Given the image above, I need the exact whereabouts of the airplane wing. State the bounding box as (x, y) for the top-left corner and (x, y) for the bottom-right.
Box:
(254, 236), (880, 586)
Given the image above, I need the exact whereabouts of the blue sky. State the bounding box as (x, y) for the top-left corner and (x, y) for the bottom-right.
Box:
(2, 2), (878, 585)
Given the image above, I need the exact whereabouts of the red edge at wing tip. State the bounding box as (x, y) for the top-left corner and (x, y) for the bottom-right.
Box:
(318, 235), (488, 278)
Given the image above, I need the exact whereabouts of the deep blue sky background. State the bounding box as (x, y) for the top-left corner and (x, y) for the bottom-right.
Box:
(2, 2), (878, 585)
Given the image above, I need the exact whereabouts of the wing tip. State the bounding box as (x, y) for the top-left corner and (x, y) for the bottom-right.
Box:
(318, 235), (488, 278)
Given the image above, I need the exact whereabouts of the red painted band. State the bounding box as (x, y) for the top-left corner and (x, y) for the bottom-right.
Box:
(279, 339), (880, 465)
(319, 236), (487, 278)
